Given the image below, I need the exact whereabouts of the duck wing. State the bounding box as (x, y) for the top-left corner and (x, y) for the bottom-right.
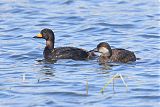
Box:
(52, 47), (89, 60)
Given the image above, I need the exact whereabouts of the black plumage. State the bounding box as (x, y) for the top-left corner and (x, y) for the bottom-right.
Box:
(34, 28), (94, 61)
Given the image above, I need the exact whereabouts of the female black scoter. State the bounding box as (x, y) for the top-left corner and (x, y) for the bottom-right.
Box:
(92, 42), (136, 64)
(34, 28), (95, 61)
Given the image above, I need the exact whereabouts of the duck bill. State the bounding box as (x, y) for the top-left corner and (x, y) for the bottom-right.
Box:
(89, 48), (98, 52)
(33, 33), (43, 38)
(89, 48), (101, 56)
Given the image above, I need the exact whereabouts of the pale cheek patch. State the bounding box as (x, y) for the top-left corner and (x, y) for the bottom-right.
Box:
(99, 47), (109, 53)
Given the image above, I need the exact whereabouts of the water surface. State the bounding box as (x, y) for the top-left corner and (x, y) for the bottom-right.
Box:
(0, 0), (159, 107)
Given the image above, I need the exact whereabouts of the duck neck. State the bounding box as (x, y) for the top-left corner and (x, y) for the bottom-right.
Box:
(46, 39), (54, 50)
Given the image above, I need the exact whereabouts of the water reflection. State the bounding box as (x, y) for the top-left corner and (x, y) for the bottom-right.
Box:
(37, 63), (56, 83)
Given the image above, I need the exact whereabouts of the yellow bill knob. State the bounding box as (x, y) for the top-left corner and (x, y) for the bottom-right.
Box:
(37, 33), (43, 38)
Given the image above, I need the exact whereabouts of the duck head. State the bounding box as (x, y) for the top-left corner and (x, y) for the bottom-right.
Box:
(33, 28), (55, 49)
(93, 42), (112, 57)
(34, 28), (55, 40)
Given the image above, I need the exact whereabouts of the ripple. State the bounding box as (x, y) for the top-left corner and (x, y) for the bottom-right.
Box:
(35, 23), (53, 27)
(132, 95), (160, 100)
(77, 27), (98, 32)
(62, 0), (74, 5)
(117, 1), (128, 4)
(138, 34), (160, 39)
(9, 8), (24, 14)
(132, 88), (159, 92)
(95, 23), (135, 28)
(2, 28), (22, 32)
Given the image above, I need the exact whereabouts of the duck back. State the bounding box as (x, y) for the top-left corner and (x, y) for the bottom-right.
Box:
(110, 48), (136, 63)
(44, 47), (90, 60)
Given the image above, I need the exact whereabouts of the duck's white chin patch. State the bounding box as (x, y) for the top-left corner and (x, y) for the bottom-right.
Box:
(99, 47), (109, 54)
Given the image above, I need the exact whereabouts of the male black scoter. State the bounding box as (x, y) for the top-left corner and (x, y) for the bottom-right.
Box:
(92, 42), (136, 64)
(34, 28), (94, 61)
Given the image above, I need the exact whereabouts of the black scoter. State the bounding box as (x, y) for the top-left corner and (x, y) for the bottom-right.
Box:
(33, 28), (95, 61)
(92, 42), (136, 64)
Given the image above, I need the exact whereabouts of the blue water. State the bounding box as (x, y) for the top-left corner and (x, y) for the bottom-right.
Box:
(0, 0), (160, 107)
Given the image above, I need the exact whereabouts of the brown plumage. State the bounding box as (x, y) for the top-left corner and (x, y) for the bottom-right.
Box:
(93, 42), (136, 64)
(33, 28), (95, 61)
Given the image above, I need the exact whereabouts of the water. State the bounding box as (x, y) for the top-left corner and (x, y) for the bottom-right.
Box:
(0, 0), (159, 107)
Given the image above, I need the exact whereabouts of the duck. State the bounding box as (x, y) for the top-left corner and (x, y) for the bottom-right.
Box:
(92, 42), (136, 64)
(33, 28), (95, 61)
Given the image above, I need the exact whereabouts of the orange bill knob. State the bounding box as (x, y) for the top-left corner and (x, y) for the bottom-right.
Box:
(33, 33), (43, 38)
(37, 33), (43, 38)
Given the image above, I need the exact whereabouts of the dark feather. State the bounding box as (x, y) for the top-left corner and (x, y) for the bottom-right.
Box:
(44, 47), (91, 60)
(110, 48), (136, 63)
